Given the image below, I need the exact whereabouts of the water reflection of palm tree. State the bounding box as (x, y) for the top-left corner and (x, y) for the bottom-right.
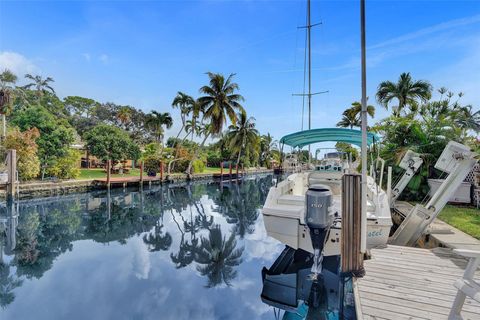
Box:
(195, 225), (244, 287)
(169, 209), (199, 269)
(143, 222), (172, 252)
(0, 262), (23, 309)
(216, 183), (260, 238)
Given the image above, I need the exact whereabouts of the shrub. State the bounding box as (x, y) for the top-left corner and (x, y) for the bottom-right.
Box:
(47, 149), (81, 179)
(144, 155), (161, 175)
(192, 159), (206, 173)
(4, 128), (41, 180)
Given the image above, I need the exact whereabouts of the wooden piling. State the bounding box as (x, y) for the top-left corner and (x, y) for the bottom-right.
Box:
(106, 160), (111, 189)
(229, 163), (232, 178)
(341, 173), (364, 276)
(140, 161), (144, 184)
(160, 161), (164, 181)
(220, 162), (223, 179)
(6, 149), (16, 202)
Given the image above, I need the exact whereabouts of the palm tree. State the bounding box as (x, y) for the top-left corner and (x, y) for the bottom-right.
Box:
(172, 92), (194, 140)
(186, 123), (213, 174)
(376, 72), (432, 116)
(23, 74), (55, 97)
(0, 69), (19, 138)
(337, 101), (375, 129)
(195, 225), (243, 287)
(337, 109), (360, 129)
(117, 106), (132, 129)
(198, 72), (245, 135)
(145, 111), (173, 145)
(260, 133), (278, 166)
(452, 105), (480, 133)
(226, 111), (259, 167)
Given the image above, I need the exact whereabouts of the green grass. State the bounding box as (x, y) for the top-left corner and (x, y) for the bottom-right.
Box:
(203, 167), (222, 174)
(438, 205), (480, 240)
(78, 168), (141, 180)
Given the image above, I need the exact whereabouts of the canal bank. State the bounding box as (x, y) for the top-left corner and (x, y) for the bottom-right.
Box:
(1, 168), (273, 200)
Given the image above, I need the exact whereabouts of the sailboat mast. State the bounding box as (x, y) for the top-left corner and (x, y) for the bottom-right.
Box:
(307, 0), (312, 163)
(307, 0), (312, 132)
(360, 0), (368, 253)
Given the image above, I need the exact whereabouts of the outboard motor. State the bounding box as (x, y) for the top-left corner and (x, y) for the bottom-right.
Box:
(305, 184), (333, 277)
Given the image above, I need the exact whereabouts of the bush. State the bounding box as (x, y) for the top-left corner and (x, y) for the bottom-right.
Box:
(47, 149), (81, 179)
(4, 128), (41, 180)
(192, 159), (206, 173)
(206, 151), (222, 167)
(144, 155), (161, 175)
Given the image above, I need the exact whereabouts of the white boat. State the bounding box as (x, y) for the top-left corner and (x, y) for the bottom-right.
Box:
(262, 128), (392, 257)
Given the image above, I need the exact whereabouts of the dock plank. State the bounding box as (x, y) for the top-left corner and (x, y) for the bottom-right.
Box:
(355, 245), (480, 320)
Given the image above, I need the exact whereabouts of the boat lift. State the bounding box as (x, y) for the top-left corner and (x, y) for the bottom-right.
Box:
(390, 141), (478, 246)
(390, 150), (423, 205)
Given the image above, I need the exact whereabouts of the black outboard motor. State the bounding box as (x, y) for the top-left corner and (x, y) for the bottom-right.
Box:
(305, 184), (333, 276)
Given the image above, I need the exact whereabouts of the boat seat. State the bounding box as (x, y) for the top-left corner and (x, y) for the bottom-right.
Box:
(263, 204), (303, 220)
(277, 194), (305, 206)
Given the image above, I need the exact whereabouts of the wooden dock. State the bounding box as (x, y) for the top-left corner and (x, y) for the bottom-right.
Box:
(93, 176), (162, 187)
(354, 245), (480, 320)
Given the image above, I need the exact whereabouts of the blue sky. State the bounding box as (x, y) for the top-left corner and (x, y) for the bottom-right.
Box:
(1, 0), (479, 143)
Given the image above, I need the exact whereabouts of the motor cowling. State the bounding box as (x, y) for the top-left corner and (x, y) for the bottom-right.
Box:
(305, 185), (333, 230)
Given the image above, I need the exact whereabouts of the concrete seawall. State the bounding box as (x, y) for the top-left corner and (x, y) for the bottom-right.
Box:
(2, 169), (274, 200)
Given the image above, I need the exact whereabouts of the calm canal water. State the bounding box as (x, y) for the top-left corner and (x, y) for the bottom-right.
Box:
(0, 175), (286, 320)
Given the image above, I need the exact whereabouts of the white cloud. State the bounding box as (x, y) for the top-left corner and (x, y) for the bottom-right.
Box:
(0, 51), (39, 76)
(99, 53), (109, 63)
(82, 53), (91, 61)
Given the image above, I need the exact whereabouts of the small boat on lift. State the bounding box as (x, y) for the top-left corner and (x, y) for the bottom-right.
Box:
(262, 128), (393, 257)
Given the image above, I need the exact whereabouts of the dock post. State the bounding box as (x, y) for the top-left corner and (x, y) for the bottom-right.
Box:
(235, 164), (239, 181)
(341, 173), (364, 276)
(220, 162), (223, 180)
(229, 163), (232, 180)
(140, 160), (144, 185)
(106, 160), (111, 190)
(6, 149), (16, 203)
(160, 161), (164, 182)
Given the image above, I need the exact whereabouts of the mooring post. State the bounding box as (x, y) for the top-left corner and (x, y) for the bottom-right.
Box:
(140, 160), (144, 184)
(341, 173), (364, 276)
(229, 163), (232, 179)
(220, 161), (223, 180)
(235, 164), (239, 177)
(106, 160), (111, 189)
(6, 149), (16, 203)
(160, 161), (164, 182)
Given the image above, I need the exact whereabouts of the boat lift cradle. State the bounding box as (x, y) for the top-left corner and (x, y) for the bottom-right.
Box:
(390, 150), (423, 205)
(390, 141), (478, 246)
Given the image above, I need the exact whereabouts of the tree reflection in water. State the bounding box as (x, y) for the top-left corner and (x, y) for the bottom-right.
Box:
(0, 174), (274, 308)
(195, 224), (244, 288)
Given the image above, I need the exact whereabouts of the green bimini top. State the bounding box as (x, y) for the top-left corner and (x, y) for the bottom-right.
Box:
(279, 128), (379, 148)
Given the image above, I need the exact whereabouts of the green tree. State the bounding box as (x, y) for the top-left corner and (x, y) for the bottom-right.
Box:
(145, 111), (173, 145)
(226, 111), (259, 166)
(4, 128), (41, 180)
(10, 105), (76, 178)
(376, 72), (432, 116)
(84, 124), (141, 163)
(172, 92), (194, 140)
(23, 74), (55, 97)
(117, 106), (133, 129)
(46, 149), (81, 179)
(337, 101), (375, 129)
(198, 72), (245, 135)
(0, 69), (24, 138)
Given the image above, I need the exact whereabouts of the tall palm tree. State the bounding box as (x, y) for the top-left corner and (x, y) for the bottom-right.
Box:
(452, 105), (480, 133)
(117, 106), (132, 129)
(172, 92), (194, 140)
(226, 111), (259, 166)
(23, 74), (55, 97)
(198, 72), (245, 135)
(260, 133), (278, 166)
(376, 72), (432, 116)
(0, 69), (19, 138)
(195, 225), (243, 287)
(337, 109), (360, 129)
(337, 101), (375, 129)
(146, 111), (173, 145)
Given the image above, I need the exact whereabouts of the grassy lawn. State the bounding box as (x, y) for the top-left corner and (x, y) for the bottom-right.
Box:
(203, 167), (222, 174)
(78, 167), (224, 179)
(438, 205), (480, 240)
(78, 168), (141, 180)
